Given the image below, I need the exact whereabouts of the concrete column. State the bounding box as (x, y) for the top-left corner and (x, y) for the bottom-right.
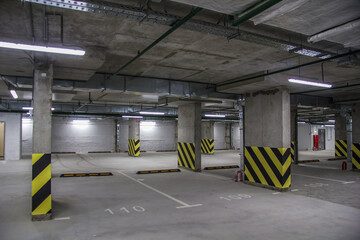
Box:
(201, 121), (214, 154)
(32, 64), (53, 221)
(225, 123), (231, 149)
(335, 113), (348, 158)
(352, 104), (360, 169)
(290, 108), (297, 164)
(128, 119), (140, 156)
(178, 102), (201, 171)
(244, 87), (291, 190)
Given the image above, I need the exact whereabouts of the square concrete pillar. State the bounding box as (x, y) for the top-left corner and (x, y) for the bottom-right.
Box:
(352, 104), (360, 170)
(244, 87), (291, 190)
(201, 121), (214, 154)
(290, 108), (297, 163)
(335, 113), (348, 158)
(32, 64), (53, 221)
(178, 102), (201, 171)
(128, 119), (140, 157)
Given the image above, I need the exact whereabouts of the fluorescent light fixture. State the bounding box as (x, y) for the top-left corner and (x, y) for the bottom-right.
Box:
(318, 54), (332, 59)
(294, 48), (321, 57)
(22, 106), (55, 111)
(72, 119), (90, 124)
(141, 121), (156, 126)
(122, 115), (143, 119)
(328, 120), (335, 123)
(325, 125), (334, 127)
(0, 41), (85, 56)
(297, 121), (306, 124)
(288, 79), (332, 88)
(204, 114), (226, 118)
(10, 90), (18, 99)
(139, 111), (164, 115)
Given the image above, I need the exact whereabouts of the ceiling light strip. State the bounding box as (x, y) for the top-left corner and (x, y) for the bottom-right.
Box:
(0, 41), (85, 55)
(288, 79), (332, 88)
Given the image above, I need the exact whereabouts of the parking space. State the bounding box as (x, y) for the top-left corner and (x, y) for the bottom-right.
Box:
(1, 151), (359, 239)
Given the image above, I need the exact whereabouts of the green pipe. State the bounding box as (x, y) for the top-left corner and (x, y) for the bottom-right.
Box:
(217, 49), (360, 88)
(230, 0), (282, 26)
(109, 7), (202, 79)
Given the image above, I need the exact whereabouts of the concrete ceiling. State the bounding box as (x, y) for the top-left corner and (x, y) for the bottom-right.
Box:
(0, 0), (360, 116)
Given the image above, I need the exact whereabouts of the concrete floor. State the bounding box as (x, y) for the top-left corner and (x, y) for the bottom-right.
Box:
(1, 150), (359, 240)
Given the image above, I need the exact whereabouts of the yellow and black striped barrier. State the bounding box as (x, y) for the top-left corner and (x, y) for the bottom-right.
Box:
(60, 172), (113, 177)
(136, 169), (181, 174)
(177, 142), (195, 170)
(291, 141), (295, 162)
(335, 140), (347, 157)
(128, 139), (140, 157)
(201, 139), (214, 154)
(32, 153), (51, 220)
(204, 165), (239, 170)
(353, 143), (360, 170)
(245, 146), (291, 189)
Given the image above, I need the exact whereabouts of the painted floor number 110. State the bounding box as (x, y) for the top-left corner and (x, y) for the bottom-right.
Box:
(220, 194), (252, 201)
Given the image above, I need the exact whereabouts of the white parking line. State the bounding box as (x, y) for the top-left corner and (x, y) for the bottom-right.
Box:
(54, 217), (70, 221)
(293, 173), (355, 184)
(117, 170), (202, 209)
(298, 164), (339, 170)
(291, 189), (299, 192)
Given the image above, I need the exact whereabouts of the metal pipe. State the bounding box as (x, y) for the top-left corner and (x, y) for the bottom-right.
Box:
(217, 50), (360, 88)
(108, 7), (202, 80)
(230, 0), (282, 26)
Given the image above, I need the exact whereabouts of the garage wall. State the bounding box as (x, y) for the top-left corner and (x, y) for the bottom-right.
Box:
(310, 125), (335, 150)
(214, 122), (226, 149)
(140, 120), (177, 151)
(298, 123), (335, 151)
(231, 122), (241, 150)
(0, 113), (21, 160)
(118, 120), (177, 151)
(51, 117), (116, 153)
(22, 117), (116, 154)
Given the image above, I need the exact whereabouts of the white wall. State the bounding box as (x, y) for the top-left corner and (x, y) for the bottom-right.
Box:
(214, 122), (226, 149)
(140, 120), (177, 151)
(118, 119), (177, 151)
(298, 123), (311, 150)
(231, 122), (241, 150)
(298, 123), (335, 151)
(52, 117), (115, 153)
(23, 117), (116, 154)
(22, 119), (33, 155)
(0, 113), (21, 160)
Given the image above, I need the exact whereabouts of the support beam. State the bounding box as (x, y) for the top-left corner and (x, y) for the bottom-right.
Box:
(128, 119), (140, 157)
(244, 87), (291, 190)
(32, 64), (53, 221)
(177, 102), (202, 171)
(352, 104), (360, 170)
(335, 113), (348, 158)
(201, 121), (214, 154)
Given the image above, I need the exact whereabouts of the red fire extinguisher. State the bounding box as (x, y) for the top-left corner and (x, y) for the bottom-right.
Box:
(235, 170), (243, 182)
(342, 161), (347, 170)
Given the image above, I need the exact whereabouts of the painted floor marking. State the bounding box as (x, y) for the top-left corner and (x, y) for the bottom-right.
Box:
(54, 217), (71, 221)
(291, 189), (299, 192)
(272, 192), (281, 195)
(105, 208), (114, 215)
(198, 172), (233, 180)
(117, 170), (202, 209)
(298, 164), (339, 170)
(293, 173), (354, 184)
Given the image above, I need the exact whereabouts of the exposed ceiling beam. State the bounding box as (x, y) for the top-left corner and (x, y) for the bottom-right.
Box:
(308, 18), (360, 44)
(252, 0), (311, 25)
